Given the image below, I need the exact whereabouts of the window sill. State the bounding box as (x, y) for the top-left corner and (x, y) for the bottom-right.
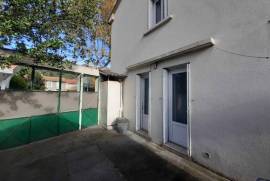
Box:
(143, 15), (173, 37)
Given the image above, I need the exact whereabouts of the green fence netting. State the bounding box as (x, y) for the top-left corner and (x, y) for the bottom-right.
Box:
(0, 108), (98, 150)
(0, 68), (99, 150)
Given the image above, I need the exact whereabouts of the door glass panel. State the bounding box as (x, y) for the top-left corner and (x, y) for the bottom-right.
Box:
(144, 78), (149, 115)
(172, 72), (187, 124)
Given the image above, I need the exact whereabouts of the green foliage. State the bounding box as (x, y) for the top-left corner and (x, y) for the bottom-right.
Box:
(9, 74), (28, 90)
(32, 71), (45, 90)
(0, 0), (105, 68)
(9, 67), (45, 90)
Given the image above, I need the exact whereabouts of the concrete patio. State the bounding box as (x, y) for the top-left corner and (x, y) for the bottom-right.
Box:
(0, 127), (200, 181)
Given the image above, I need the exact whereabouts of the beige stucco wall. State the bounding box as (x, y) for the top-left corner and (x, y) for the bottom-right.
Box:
(98, 81), (121, 129)
(0, 91), (98, 120)
(0, 91), (59, 119)
(99, 82), (108, 127)
(111, 0), (270, 74)
(107, 81), (121, 127)
(111, 0), (270, 180)
(123, 49), (270, 181)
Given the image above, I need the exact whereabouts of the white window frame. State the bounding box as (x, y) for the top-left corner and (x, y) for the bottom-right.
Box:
(149, 0), (168, 28)
(46, 81), (53, 89)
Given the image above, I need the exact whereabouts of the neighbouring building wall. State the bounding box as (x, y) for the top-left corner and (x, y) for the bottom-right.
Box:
(0, 74), (12, 90)
(64, 83), (77, 91)
(44, 81), (78, 92)
(111, 0), (270, 180)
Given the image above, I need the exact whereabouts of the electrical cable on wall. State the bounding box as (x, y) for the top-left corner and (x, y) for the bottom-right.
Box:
(214, 46), (270, 60)
(210, 20), (270, 60)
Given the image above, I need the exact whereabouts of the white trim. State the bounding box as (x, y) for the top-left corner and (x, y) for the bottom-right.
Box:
(187, 64), (192, 157)
(78, 74), (84, 130)
(148, 0), (154, 29)
(136, 72), (151, 134)
(140, 76), (144, 130)
(148, 71), (152, 136)
(144, 15), (173, 37)
(136, 75), (141, 131)
(164, 0), (168, 17)
(162, 69), (169, 143)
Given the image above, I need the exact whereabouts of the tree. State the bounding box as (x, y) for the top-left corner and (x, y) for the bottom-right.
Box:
(9, 75), (28, 90)
(0, 0), (105, 68)
(83, 0), (116, 67)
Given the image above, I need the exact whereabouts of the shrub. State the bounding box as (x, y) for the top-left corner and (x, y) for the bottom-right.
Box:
(9, 75), (28, 90)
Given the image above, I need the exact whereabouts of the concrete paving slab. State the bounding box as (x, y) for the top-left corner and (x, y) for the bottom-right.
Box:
(0, 127), (200, 181)
(69, 158), (125, 181)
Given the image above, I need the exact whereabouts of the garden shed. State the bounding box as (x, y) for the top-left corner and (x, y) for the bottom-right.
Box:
(99, 69), (126, 130)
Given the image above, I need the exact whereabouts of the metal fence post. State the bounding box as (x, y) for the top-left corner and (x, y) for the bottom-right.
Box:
(78, 74), (83, 130)
(57, 69), (63, 135)
(97, 76), (101, 125)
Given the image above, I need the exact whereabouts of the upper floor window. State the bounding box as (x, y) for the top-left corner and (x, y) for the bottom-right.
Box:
(149, 0), (168, 27)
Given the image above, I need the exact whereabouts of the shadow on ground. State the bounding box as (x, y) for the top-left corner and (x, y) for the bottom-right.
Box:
(0, 127), (199, 181)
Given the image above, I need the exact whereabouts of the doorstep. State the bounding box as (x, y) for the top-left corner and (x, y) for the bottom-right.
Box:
(126, 130), (230, 181)
(135, 130), (151, 141)
(162, 142), (189, 159)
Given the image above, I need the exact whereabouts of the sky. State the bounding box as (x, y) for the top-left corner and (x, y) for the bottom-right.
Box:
(3, 38), (110, 67)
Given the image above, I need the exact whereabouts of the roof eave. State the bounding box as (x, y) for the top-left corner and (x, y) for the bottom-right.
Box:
(127, 38), (215, 70)
(108, 0), (121, 24)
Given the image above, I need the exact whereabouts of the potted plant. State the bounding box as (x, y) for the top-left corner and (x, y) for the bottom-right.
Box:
(114, 117), (129, 134)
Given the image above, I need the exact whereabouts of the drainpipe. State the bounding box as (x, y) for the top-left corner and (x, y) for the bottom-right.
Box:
(78, 74), (84, 130)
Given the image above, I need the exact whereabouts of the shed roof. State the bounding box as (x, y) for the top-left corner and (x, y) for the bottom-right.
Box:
(99, 68), (126, 81)
(0, 48), (99, 77)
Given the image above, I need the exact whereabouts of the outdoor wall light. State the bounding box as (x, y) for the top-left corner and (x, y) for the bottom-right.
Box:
(210, 37), (216, 45)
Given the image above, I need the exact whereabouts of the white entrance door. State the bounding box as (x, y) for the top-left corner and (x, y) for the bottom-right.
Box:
(141, 74), (149, 132)
(168, 69), (188, 148)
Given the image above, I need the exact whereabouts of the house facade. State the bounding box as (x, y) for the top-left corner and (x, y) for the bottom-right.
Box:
(110, 0), (270, 180)
(43, 76), (78, 92)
